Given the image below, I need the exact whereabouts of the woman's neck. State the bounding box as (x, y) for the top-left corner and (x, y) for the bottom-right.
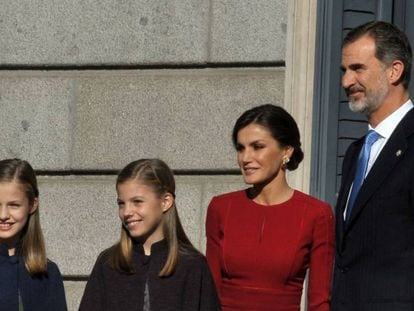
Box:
(250, 176), (293, 205)
(8, 247), (16, 256)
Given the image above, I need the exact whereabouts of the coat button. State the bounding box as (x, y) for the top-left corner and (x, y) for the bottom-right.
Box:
(340, 267), (349, 273)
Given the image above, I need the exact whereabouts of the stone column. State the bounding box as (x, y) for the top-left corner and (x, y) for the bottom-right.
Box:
(284, 0), (318, 194)
(284, 1), (318, 310)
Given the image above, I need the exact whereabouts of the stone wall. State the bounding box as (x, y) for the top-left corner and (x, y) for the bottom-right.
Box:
(0, 1), (300, 309)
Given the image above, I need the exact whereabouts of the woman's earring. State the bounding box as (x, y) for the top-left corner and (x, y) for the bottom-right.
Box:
(282, 156), (290, 166)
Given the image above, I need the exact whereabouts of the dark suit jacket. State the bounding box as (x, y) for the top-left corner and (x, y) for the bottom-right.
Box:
(332, 108), (414, 311)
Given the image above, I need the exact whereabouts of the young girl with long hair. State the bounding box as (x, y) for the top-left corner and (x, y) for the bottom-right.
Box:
(0, 158), (67, 310)
(80, 158), (220, 310)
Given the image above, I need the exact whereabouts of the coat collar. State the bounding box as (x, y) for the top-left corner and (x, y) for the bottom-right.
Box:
(343, 108), (414, 232)
(0, 243), (20, 264)
(132, 239), (168, 256)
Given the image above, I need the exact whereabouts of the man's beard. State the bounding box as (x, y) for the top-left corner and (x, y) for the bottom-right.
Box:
(348, 79), (389, 116)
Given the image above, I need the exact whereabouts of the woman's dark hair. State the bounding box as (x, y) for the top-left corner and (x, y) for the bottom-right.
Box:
(111, 158), (200, 276)
(232, 104), (304, 170)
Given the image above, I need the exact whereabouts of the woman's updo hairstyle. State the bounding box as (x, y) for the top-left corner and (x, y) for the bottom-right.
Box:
(232, 104), (304, 171)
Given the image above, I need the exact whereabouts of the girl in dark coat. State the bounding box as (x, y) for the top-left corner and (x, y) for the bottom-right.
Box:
(0, 159), (67, 311)
(79, 158), (220, 311)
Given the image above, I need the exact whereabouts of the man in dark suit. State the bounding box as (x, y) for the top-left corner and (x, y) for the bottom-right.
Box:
(332, 21), (414, 311)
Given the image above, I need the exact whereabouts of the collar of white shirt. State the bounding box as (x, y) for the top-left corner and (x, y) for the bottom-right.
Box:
(369, 99), (414, 138)
(343, 99), (414, 220)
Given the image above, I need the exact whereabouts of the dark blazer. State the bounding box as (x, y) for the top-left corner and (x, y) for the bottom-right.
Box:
(0, 244), (67, 311)
(79, 239), (220, 311)
(332, 108), (414, 311)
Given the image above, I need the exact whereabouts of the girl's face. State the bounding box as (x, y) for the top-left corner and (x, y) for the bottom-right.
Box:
(0, 181), (37, 249)
(117, 180), (172, 249)
(236, 123), (293, 186)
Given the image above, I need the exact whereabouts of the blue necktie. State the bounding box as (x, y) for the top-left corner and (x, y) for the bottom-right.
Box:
(346, 130), (380, 222)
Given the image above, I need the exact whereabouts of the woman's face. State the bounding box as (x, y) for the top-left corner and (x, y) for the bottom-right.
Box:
(0, 181), (37, 250)
(236, 123), (292, 186)
(117, 180), (172, 246)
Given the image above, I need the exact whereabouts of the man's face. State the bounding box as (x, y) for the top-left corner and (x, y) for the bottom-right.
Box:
(341, 35), (390, 116)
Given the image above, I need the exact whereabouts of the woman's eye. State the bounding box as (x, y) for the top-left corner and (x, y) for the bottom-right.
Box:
(9, 204), (20, 209)
(235, 144), (244, 152)
(253, 144), (265, 150)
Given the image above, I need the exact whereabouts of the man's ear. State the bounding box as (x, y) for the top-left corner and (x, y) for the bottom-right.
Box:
(388, 59), (404, 84)
(162, 193), (174, 212)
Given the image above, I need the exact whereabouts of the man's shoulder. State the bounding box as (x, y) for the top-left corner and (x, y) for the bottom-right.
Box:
(399, 107), (414, 136)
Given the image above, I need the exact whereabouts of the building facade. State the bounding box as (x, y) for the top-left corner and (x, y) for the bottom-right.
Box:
(2, 0), (412, 309)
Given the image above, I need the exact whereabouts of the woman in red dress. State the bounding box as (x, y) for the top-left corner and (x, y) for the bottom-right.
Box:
(206, 104), (334, 311)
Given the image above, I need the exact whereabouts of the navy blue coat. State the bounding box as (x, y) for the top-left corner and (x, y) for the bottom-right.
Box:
(332, 108), (414, 311)
(0, 243), (67, 311)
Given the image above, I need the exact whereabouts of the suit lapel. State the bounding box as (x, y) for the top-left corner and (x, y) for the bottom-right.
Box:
(345, 109), (414, 231)
(336, 139), (362, 251)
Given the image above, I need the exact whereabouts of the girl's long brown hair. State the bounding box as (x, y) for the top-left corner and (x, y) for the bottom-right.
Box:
(111, 159), (199, 276)
(0, 159), (47, 275)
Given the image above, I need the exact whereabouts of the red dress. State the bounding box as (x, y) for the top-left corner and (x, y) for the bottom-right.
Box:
(206, 189), (334, 311)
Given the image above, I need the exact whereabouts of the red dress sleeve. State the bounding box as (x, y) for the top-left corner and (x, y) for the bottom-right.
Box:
(307, 203), (335, 311)
(205, 197), (223, 295)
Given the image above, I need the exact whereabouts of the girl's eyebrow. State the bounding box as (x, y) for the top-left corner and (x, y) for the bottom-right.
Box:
(8, 200), (22, 204)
